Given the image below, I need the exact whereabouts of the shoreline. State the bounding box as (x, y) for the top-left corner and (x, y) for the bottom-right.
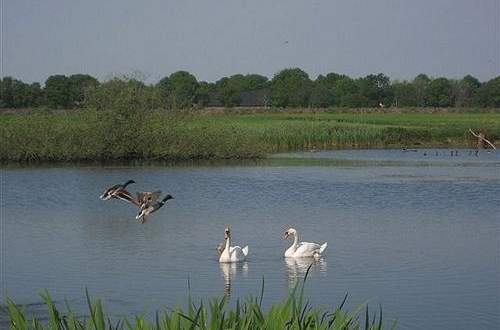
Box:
(1, 145), (495, 169)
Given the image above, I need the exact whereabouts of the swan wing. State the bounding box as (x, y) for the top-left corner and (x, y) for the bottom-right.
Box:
(294, 242), (322, 257)
(241, 245), (249, 256)
(229, 246), (247, 261)
(229, 246), (242, 254)
(319, 242), (327, 254)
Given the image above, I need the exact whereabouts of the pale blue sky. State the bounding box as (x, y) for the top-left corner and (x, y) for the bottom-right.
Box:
(3, 0), (499, 83)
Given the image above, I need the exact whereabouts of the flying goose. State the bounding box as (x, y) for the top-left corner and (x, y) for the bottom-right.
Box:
(114, 190), (162, 207)
(136, 194), (174, 223)
(99, 180), (136, 200)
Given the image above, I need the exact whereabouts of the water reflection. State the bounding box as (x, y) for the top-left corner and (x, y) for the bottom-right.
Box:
(219, 262), (249, 298)
(284, 257), (327, 288)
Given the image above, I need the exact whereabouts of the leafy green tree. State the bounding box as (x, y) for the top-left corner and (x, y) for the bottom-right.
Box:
(195, 81), (216, 107)
(216, 75), (244, 107)
(474, 76), (500, 107)
(413, 74), (431, 107)
(214, 74), (269, 107)
(157, 76), (169, 100)
(357, 73), (391, 107)
(68, 74), (99, 106)
(324, 72), (347, 84)
(309, 81), (331, 107)
(310, 76), (333, 107)
(390, 81), (417, 107)
(1, 71), (495, 110)
(27, 83), (44, 107)
(451, 75), (481, 107)
(427, 77), (453, 107)
(158, 71), (198, 109)
(84, 78), (159, 111)
(11, 79), (36, 108)
(45, 75), (72, 108)
(0, 77), (15, 107)
(83, 77), (162, 157)
(10, 79), (26, 108)
(241, 74), (269, 90)
(335, 77), (360, 107)
(271, 68), (311, 107)
(0, 77), (44, 108)
(462, 74), (481, 89)
(309, 73), (347, 107)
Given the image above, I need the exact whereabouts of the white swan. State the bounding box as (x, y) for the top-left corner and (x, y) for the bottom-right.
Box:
(219, 227), (249, 263)
(283, 228), (327, 258)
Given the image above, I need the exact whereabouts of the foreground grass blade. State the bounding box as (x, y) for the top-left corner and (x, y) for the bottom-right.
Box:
(5, 283), (395, 330)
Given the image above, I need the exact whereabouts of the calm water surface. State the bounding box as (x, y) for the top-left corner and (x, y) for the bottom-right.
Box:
(1, 149), (499, 329)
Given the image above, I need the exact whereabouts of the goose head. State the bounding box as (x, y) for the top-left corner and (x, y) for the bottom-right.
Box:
(283, 228), (297, 240)
(162, 194), (174, 203)
(124, 180), (136, 186)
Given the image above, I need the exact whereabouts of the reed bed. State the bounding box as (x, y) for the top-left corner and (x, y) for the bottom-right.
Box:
(4, 270), (397, 330)
(1, 110), (498, 162)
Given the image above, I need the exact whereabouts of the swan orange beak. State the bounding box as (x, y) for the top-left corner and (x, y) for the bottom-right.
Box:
(282, 232), (289, 240)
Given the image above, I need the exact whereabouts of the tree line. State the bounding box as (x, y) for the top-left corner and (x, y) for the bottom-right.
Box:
(1, 69), (499, 109)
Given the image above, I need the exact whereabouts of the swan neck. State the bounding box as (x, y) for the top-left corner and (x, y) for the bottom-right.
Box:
(293, 233), (299, 247)
(225, 236), (231, 250)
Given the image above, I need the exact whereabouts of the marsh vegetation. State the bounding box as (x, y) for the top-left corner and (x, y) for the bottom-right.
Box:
(1, 109), (498, 162)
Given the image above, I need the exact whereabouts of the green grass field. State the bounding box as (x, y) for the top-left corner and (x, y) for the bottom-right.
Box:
(1, 109), (499, 162)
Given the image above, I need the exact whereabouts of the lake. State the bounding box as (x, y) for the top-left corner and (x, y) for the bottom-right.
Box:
(1, 149), (499, 329)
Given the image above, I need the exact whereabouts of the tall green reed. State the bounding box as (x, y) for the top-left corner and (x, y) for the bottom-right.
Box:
(4, 266), (397, 329)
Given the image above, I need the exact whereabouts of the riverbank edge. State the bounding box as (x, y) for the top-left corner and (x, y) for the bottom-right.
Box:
(0, 144), (491, 168)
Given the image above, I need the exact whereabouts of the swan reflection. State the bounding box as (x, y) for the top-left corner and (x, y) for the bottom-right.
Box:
(284, 257), (327, 288)
(219, 262), (249, 298)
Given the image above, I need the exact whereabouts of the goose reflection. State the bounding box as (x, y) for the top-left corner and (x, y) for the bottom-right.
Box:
(284, 257), (327, 288)
(219, 262), (249, 298)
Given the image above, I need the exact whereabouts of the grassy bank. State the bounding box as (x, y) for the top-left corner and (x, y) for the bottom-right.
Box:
(1, 109), (499, 162)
